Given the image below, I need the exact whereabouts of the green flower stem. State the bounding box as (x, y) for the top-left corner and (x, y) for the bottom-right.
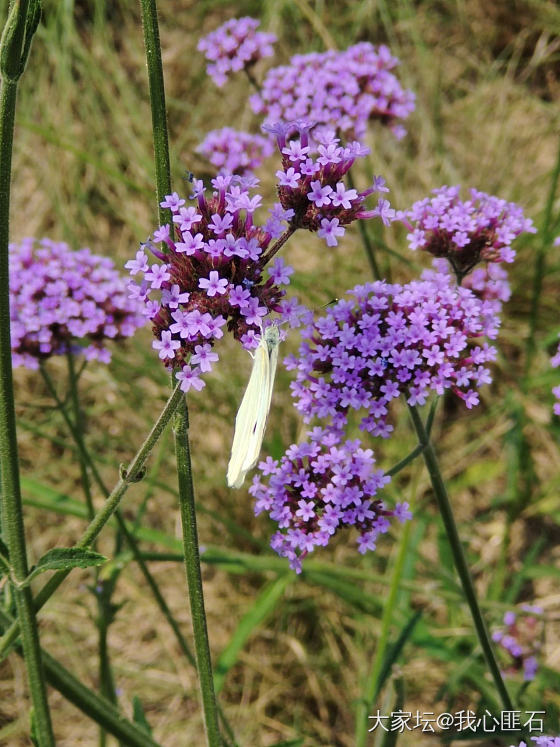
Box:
(139, 0), (172, 227)
(39, 365), (242, 741)
(0, 382), (185, 659)
(0, 5), (54, 743)
(173, 395), (221, 746)
(139, 2), (222, 743)
(66, 352), (95, 520)
(355, 504), (414, 746)
(64, 353), (116, 747)
(39, 361), (197, 671)
(347, 171), (382, 280)
(407, 404), (514, 711)
(0, 608), (161, 747)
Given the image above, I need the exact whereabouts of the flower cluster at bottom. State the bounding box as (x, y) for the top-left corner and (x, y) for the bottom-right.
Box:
(250, 427), (411, 572)
(512, 738), (560, 747)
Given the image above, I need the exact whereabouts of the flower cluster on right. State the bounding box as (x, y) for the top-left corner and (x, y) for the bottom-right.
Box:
(398, 186), (536, 279)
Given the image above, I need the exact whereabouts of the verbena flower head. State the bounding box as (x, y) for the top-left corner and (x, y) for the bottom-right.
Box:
(197, 17), (276, 87)
(492, 605), (543, 681)
(249, 427), (410, 572)
(127, 177), (299, 391)
(287, 271), (502, 438)
(10, 237), (144, 369)
(511, 739), (560, 747)
(398, 186), (536, 280)
(552, 335), (560, 416)
(251, 42), (415, 141)
(267, 120), (394, 247)
(196, 128), (274, 175)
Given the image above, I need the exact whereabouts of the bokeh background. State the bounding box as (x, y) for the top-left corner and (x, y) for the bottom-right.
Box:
(1, 0), (560, 744)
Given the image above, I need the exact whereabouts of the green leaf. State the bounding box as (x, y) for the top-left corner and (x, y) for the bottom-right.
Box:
(214, 575), (291, 693)
(374, 611), (422, 699)
(23, 548), (107, 586)
(132, 696), (153, 736)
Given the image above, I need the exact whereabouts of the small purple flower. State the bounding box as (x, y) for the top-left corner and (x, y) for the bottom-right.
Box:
(190, 343), (219, 373)
(153, 330), (181, 360)
(197, 17), (276, 87)
(318, 218), (345, 247)
(176, 364), (205, 392)
(125, 249), (149, 275)
(145, 263), (171, 289)
(199, 271), (229, 297)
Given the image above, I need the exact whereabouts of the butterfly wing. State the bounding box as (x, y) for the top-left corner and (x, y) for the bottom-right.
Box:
(227, 336), (270, 488)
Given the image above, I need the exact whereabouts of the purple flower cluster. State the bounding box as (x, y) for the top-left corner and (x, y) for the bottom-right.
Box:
(250, 42), (415, 141)
(249, 427), (411, 572)
(10, 238), (144, 369)
(492, 606), (543, 681)
(551, 335), (560, 416)
(511, 739), (560, 747)
(398, 186), (536, 279)
(126, 177), (298, 392)
(286, 271), (501, 438)
(196, 128), (274, 175)
(197, 17), (276, 87)
(267, 120), (394, 247)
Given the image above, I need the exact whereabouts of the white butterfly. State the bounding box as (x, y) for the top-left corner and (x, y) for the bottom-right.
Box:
(227, 324), (280, 488)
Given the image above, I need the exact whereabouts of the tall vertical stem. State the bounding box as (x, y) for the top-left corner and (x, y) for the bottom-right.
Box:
(139, 0), (172, 225)
(407, 404), (513, 711)
(0, 4), (54, 742)
(173, 396), (221, 745)
(139, 1), (221, 743)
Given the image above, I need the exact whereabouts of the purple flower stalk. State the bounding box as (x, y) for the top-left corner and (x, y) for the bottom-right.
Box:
(267, 120), (394, 247)
(197, 17), (276, 87)
(127, 176), (301, 391)
(196, 128), (274, 175)
(251, 42), (415, 141)
(492, 606), (543, 682)
(10, 238), (145, 369)
(249, 427), (411, 572)
(287, 270), (502, 439)
(398, 186), (536, 280)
